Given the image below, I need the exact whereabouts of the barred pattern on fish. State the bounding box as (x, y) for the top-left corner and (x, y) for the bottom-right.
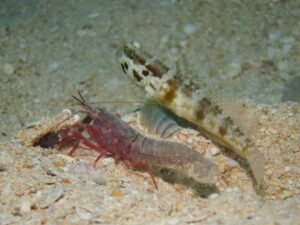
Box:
(116, 41), (266, 186)
(139, 101), (182, 138)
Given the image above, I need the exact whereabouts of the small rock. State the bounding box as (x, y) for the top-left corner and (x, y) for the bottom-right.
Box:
(48, 61), (59, 72)
(20, 198), (33, 214)
(160, 35), (169, 45)
(284, 166), (291, 172)
(183, 22), (197, 35)
(187, 137), (193, 144)
(226, 188), (234, 193)
(35, 187), (64, 208)
(102, 157), (115, 166)
(232, 187), (239, 192)
(227, 62), (241, 78)
(76, 207), (92, 220)
(224, 158), (239, 169)
(87, 12), (99, 18)
(281, 191), (293, 199)
(168, 217), (179, 225)
(208, 193), (219, 199)
(3, 63), (14, 75)
(91, 173), (107, 185)
(210, 146), (220, 156)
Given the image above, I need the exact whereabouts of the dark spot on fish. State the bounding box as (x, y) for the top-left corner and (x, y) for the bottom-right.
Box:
(198, 98), (212, 108)
(121, 63), (127, 74)
(150, 83), (156, 91)
(142, 70), (149, 76)
(182, 85), (192, 97)
(223, 117), (234, 127)
(132, 69), (142, 82)
(232, 128), (243, 136)
(124, 62), (128, 70)
(162, 80), (179, 104)
(212, 105), (222, 115)
(145, 64), (164, 78)
(123, 45), (146, 65)
(145, 59), (169, 78)
(164, 87), (176, 104)
(219, 126), (227, 136)
(196, 110), (205, 121)
(209, 120), (216, 128)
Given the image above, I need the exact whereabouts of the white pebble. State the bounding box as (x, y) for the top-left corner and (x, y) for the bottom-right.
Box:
(224, 158), (239, 168)
(76, 207), (92, 220)
(226, 188), (233, 193)
(268, 30), (281, 42)
(73, 114), (80, 122)
(210, 146), (220, 156)
(160, 35), (169, 45)
(209, 193), (219, 199)
(183, 22), (197, 35)
(288, 180), (293, 185)
(3, 63), (14, 75)
(87, 12), (99, 18)
(102, 157), (115, 165)
(233, 187), (240, 192)
(62, 108), (72, 114)
(91, 173), (107, 185)
(168, 217), (179, 225)
(187, 137), (193, 144)
(20, 199), (32, 213)
(227, 62), (241, 78)
(131, 40), (141, 48)
(48, 61), (59, 72)
(284, 166), (291, 172)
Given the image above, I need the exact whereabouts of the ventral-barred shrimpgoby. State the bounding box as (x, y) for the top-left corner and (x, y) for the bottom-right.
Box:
(116, 41), (266, 187)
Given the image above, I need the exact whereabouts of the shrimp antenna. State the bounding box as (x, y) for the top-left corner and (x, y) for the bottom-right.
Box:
(72, 89), (85, 105)
(72, 89), (97, 114)
(77, 89), (86, 103)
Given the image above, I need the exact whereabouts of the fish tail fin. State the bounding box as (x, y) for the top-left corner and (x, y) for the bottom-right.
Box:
(246, 149), (266, 187)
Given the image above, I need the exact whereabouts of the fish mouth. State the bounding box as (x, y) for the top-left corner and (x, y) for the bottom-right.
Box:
(115, 44), (126, 63)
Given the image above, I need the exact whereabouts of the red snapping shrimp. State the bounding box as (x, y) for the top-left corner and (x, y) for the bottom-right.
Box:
(58, 91), (219, 189)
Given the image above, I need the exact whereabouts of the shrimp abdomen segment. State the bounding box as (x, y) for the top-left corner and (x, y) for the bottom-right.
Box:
(130, 135), (219, 184)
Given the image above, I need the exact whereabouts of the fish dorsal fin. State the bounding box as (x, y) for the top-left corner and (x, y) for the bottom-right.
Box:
(205, 87), (260, 140)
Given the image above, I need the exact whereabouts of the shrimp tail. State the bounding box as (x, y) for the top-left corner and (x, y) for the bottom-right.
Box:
(180, 157), (219, 185)
(130, 136), (219, 185)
